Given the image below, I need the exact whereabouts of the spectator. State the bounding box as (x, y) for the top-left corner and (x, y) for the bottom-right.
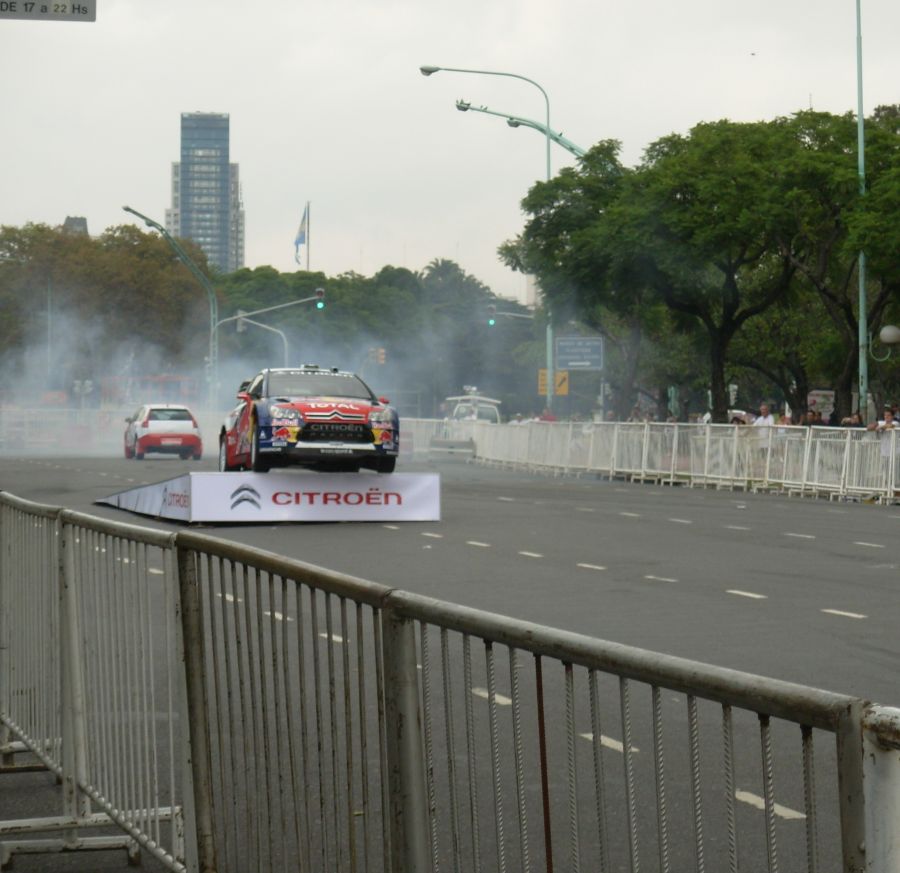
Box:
(868, 408), (898, 489)
(752, 403), (774, 428)
(539, 408), (558, 422)
(508, 413), (525, 426)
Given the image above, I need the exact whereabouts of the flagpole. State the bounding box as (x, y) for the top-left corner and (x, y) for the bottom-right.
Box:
(306, 201), (310, 272)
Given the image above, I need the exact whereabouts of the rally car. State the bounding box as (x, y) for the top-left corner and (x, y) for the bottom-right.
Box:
(218, 366), (399, 473)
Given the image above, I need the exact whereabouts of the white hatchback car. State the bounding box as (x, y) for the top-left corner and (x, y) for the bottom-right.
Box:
(124, 404), (203, 460)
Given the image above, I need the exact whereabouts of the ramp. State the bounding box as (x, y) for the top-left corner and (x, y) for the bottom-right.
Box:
(96, 471), (440, 523)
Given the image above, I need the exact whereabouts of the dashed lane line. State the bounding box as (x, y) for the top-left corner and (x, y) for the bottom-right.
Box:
(619, 512), (641, 518)
(383, 524), (400, 530)
(725, 525), (751, 531)
(854, 541), (885, 549)
(577, 563), (607, 571)
(734, 790), (805, 821)
(319, 632), (345, 643)
(215, 593), (242, 604)
(497, 497), (515, 502)
(821, 609), (867, 620)
(576, 507), (596, 513)
(265, 611), (294, 623)
(467, 541), (491, 548)
(728, 590), (767, 600)
(421, 532), (443, 539)
(472, 687), (512, 706)
(578, 732), (639, 754)
(784, 532), (816, 540)
(668, 518), (692, 524)
(518, 551), (543, 559)
(644, 575), (677, 583)
(149, 568), (164, 576)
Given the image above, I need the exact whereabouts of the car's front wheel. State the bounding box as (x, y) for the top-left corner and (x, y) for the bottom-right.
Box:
(250, 426), (270, 473)
(218, 439), (235, 472)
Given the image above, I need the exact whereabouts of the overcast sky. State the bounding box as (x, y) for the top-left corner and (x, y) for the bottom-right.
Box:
(1, 0), (897, 303)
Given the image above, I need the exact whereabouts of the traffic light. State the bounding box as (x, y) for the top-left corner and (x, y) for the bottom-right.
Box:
(377, 347), (386, 364)
(315, 287), (325, 310)
(487, 304), (496, 326)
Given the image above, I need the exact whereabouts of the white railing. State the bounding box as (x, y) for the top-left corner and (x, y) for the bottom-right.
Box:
(414, 420), (899, 503)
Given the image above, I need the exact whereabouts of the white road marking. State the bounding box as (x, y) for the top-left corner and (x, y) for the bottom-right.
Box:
(148, 568), (164, 576)
(854, 541), (885, 549)
(644, 575), (677, 583)
(619, 512), (641, 518)
(215, 593), (242, 603)
(383, 524), (400, 530)
(614, 488), (629, 494)
(725, 525), (751, 531)
(421, 532), (443, 539)
(319, 632), (344, 643)
(467, 541), (491, 548)
(472, 687), (512, 706)
(518, 551), (543, 558)
(497, 497), (515, 502)
(821, 609), (867, 620)
(735, 504), (747, 509)
(265, 611), (293, 622)
(668, 518), (692, 524)
(578, 732), (639, 753)
(735, 790), (805, 820)
(784, 533), (816, 540)
(577, 563), (607, 571)
(422, 545), (433, 550)
(728, 589), (767, 600)
(576, 507), (596, 513)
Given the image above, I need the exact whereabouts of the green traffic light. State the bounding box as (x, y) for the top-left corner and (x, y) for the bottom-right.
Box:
(316, 300), (325, 310)
(488, 317), (496, 326)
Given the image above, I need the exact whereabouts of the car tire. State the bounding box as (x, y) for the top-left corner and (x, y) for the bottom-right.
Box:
(193, 451), (202, 461)
(179, 449), (192, 460)
(250, 426), (270, 473)
(134, 439), (144, 461)
(376, 456), (397, 474)
(124, 441), (133, 459)
(218, 440), (235, 472)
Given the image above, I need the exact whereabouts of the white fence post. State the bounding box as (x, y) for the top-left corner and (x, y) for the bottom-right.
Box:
(863, 705), (900, 871)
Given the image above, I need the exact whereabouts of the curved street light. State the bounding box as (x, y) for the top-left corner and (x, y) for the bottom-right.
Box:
(421, 63), (557, 407)
(455, 100), (586, 158)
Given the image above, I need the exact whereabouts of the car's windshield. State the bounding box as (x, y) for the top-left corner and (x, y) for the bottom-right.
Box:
(267, 373), (374, 401)
(149, 408), (193, 421)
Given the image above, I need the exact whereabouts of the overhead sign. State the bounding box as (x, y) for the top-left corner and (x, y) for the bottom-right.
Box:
(555, 336), (604, 370)
(97, 472), (441, 523)
(0, 0), (96, 20)
(538, 369), (569, 396)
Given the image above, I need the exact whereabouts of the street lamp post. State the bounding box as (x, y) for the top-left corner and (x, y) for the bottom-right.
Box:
(122, 205), (219, 410)
(421, 64), (557, 408)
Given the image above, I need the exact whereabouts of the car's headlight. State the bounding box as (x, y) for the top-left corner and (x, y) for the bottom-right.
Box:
(369, 408), (393, 425)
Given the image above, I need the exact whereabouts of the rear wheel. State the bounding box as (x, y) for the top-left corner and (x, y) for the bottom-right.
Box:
(134, 439), (144, 461)
(250, 426), (270, 473)
(376, 455), (397, 474)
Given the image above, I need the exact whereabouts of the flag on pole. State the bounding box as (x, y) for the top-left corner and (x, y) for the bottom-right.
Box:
(294, 203), (309, 264)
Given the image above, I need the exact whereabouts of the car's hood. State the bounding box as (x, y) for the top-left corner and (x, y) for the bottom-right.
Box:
(268, 398), (377, 421)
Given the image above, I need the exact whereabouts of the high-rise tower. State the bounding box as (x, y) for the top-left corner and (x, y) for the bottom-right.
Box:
(166, 112), (244, 272)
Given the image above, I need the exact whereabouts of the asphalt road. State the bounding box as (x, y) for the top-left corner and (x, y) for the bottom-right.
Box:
(4, 451), (897, 703)
(1, 451), (898, 871)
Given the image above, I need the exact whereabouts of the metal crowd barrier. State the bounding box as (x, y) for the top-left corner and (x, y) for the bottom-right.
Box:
(454, 421), (899, 502)
(3, 491), (900, 871)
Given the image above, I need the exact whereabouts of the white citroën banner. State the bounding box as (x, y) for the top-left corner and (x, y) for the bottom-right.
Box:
(97, 472), (441, 522)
